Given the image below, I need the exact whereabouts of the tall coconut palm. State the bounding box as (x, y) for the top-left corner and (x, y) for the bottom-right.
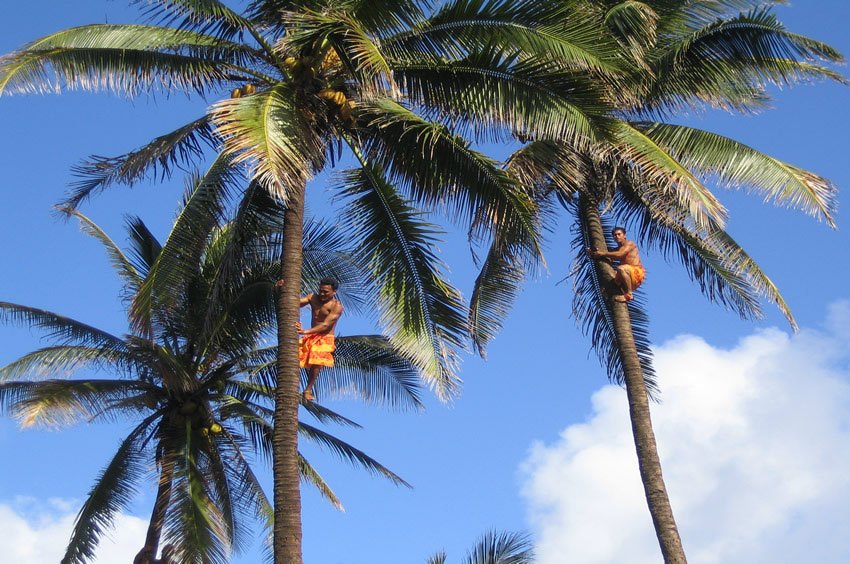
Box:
(0, 1), (623, 560)
(472, 2), (845, 561)
(0, 171), (424, 563)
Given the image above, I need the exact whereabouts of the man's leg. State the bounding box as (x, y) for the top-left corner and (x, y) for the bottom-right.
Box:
(303, 365), (322, 401)
(613, 266), (634, 302)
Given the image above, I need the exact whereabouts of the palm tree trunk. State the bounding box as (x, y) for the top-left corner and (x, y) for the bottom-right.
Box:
(135, 458), (175, 564)
(580, 194), (687, 563)
(273, 179), (306, 564)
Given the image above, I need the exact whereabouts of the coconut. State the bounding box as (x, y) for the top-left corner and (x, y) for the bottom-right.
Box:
(321, 49), (341, 71)
(318, 88), (336, 101)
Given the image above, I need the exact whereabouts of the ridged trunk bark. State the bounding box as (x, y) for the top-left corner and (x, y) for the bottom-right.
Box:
(580, 195), (687, 563)
(273, 180), (306, 564)
(134, 458), (175, 564)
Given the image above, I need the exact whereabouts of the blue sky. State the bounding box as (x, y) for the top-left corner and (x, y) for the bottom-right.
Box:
(0, 2), (848, 563)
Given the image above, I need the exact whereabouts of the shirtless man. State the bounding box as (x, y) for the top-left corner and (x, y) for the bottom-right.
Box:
(297, 277), (343, 401)
(588, 227), (646, 302)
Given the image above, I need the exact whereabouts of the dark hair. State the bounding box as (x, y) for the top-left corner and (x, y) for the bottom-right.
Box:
(319, 277), (338, 290)
(611, 226), (626, 235)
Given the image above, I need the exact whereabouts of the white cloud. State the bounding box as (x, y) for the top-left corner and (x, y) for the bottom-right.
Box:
(0, 497), (147, 564)
(521, 302), (850, 563)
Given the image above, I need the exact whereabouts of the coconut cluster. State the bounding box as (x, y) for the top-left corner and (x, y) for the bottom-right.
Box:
(224, 49), (357, 129)
(173, 399), (224, 436)
(317, 87), (356, 123)
(283, 51), (357, 126)
(230, 83), (256, 98)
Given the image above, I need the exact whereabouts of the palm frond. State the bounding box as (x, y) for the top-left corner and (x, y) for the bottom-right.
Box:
(427, 551), (448, 564)
(164, 435), (231, 564)
(60, 208), (143, 294)
(604, 0), (659, 67)
(504, 139), (589, 197)
(204, 278), (276, 357)
(12, 23), (245, 54)
(468, 238), (526, 358)
(298, 421), (411, 487)
(393, 47), (606, 142)
(695, 225), (794, 328)
(244, 0), (295, 28)
(0, 378), (156, 428)
(682, 224), (798, 331)
(0, 302), (127, 352)
(465, 529), (534, 564)
(299, 397), (362, 428)
(237, 340), (420, 418)
(130, 154), (240, 335)
(611, 119), (727, 230)
(219, 431), (274, 533)
(648, 8), (846, 112)
(350, 0), (427, 37)
(0, 25), (255, 97)
(611, 156), (798, 327)
(126, 216), (164, 281)
(635, 121), (838, 226)
(214, 398), (346, 511)
(656, 1), (779, 33)
(299, 453), (344, 511)
(0, 346), (138, 382)
(64, 116), (215, 210)
(387, 0), (622, 74)
(226, 371), (364, 429)
(360, 99), (541, 255)
(202, 433), (244, 554)
(337, 163), (467, 399)
(62, 413), (160, 564)
(214, 395), (275, 464)
(194, 183), (295, 355)
(133, 0), (254, 40)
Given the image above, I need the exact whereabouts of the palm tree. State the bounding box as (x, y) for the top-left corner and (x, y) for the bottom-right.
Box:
(0, 2), (623, 560)
(427, 530), (534, 564)
(473, 2), (845, 561)
(0, 175), (424, 564)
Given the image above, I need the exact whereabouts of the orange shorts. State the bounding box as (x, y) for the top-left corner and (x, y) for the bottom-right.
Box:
(618, 264), (646, 289)
(299, 333), (335, 368)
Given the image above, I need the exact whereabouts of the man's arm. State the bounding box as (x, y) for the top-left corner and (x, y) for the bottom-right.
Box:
(299, 293), (314, 307)
(591, 241), (635, 261)
(300, 302), (343, 335)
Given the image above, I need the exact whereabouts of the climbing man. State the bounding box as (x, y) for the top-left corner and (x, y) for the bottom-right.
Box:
(588, 226), (646, 302)
(297, 277), (343, 401)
